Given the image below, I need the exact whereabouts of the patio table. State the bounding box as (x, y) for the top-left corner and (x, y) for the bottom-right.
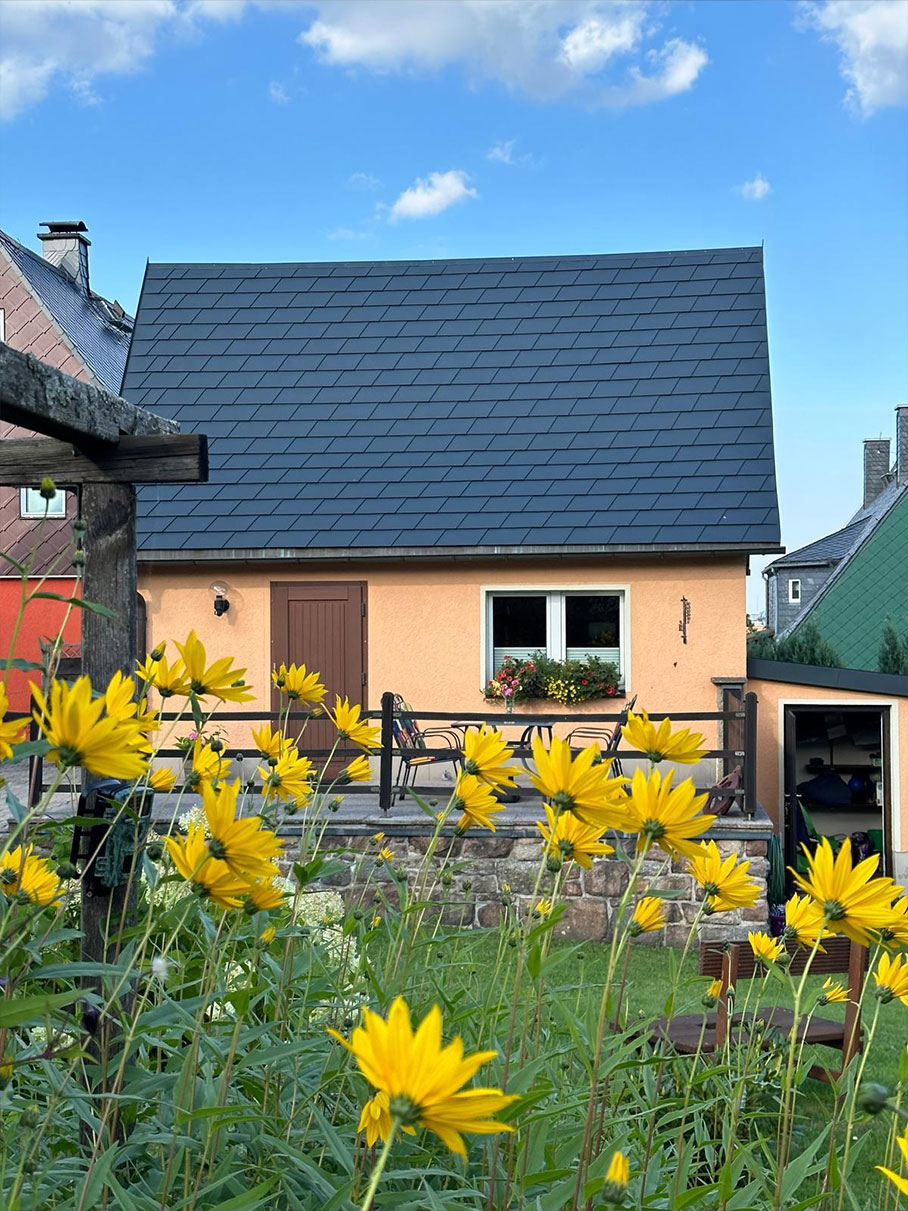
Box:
(451, 717), (554, 803)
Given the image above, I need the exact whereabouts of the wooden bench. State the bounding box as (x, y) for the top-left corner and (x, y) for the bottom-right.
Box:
(648, 935), (867, 1082)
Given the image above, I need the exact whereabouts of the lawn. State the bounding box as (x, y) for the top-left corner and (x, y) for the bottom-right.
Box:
(390, 927), (906, 1209)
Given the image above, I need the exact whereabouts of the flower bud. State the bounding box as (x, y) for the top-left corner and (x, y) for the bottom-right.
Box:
(21, 1105), (40, 1128)
(55, 861), (79, 880)
(145, 841), (164, 862)
(39, 477), (56, 500)
(856, 1083), (890, 1115)
(72, 550), (86, 568)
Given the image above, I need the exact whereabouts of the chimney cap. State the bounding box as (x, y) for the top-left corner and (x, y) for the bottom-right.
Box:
(38, 221), (90, 246)
(39, 220), (88, 234)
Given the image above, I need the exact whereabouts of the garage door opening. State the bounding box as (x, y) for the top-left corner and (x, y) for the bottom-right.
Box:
(783, 704), (892, 886)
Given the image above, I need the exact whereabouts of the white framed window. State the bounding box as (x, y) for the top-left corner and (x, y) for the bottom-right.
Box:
(20, 487), (66, 518)
(0, 308), (5, 342)
(788, 578), (801, 605)
(484, 588), (627, 683)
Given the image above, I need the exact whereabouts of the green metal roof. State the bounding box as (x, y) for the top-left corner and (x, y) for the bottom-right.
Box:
(791, 487), (908, 671)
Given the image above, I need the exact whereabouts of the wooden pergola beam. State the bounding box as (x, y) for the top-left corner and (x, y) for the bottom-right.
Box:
(0, 434), (209, 485)
(0, 341), (177, 443)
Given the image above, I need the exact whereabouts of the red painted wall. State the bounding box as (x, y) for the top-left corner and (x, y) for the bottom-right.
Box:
(0, 577), (81, 711)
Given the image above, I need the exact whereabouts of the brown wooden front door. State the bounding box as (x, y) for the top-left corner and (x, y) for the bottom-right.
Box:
(270, 581), (367, 773)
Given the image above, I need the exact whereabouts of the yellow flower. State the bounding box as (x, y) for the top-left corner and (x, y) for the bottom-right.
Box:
(452, 772), (506, 833)
(530, 735), (628, 829)
(104, 670), (158, 731)
(687, 840), (760, 912)
(602, 1150), (629, 1203)
(259, 924), (276, 945)
(622, 709), (707, 765)
(748, 931), (785, 965)
(818, 978), (849, 1006)
(0, 845), (62, 907)
(338, 754), (372, 785)
(246, 875), (288, 912)
(202, 780), (281, 879)
(621, 767), (714, 859)
(792, 837), (901, 947)
(372, 832), (385, 843)
(137, 651), (190, 698)
(461, 724), (520, 790)
(329, 696), (381, 751)
(187, 739), (232, 790)
(378, 847), (395, 862)
(164, 824), (252, 910)
(175, 631), (254, 702)
(877, 1126), (908, 1196)
(533, 898), (553, 919)
(0, 683), (29, 761)
(148, 766), (177, 793)
(358, 1090), (392, 1147)
(629, 896), (667, 935)
(251, 722), (290, 761)
(328, 996), (517, 1157)
(536, 804), (614, 870)
(260, 747), (313, 807)
(873, 951), (908, 1007)
(703, 977), (724, 1007)
(271, 662), (326, 706)
(783, 893), (829, 950)
(875, 893), (908, 948)
(31, 675), (149, 780)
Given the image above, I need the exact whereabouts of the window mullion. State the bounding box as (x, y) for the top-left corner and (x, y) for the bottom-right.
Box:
(549, 592), (566, 660)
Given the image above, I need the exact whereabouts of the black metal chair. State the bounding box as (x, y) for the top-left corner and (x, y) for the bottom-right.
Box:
(565, 693), (637, 778)
(390, 695), (464, 805)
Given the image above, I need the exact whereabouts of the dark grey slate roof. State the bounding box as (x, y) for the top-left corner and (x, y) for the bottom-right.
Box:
(766, 518), (870, 569)
(0, 229), (133, 394)
(124, 246), (781, 556)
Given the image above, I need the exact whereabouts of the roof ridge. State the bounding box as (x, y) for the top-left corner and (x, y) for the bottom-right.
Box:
(145, 245), (763, 273)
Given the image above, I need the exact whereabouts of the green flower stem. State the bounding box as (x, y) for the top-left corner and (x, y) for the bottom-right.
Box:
(359, 1121), (398, 1211)
(836, 997), (883, 1211)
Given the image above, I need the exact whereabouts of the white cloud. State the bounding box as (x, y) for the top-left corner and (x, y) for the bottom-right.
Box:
(299, 1), (707, 107)
(0, 0), (180, 119)
(389, 169), (478, 221)
(327, 225), (374, 240)
(0, 0), (709, 120)
(268, 79), (290, 103)
(799, 0), (908, 116)
(347, 170), (382, 190)
(737, 172), (772, 201)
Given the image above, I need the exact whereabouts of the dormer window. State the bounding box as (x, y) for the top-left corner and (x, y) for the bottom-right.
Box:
(788, 578), (801, 604)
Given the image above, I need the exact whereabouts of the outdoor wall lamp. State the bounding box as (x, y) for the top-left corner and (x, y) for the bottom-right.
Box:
(210, 581), (230, 617)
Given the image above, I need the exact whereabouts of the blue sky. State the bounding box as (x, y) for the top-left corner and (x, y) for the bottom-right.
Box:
(1, 0), (906, 610)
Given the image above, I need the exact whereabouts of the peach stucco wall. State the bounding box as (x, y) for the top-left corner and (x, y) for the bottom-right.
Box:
(749, 676), (907, 876)
(138, 554), (747, 737)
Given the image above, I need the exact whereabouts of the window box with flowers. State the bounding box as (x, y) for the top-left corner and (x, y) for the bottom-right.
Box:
(485, 652), (623, 707)
(483, 588), (627, 705)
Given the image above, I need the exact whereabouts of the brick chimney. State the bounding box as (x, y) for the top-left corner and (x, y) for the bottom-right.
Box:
(863, 437), (890, 506)
(38, 220), (90, 294)
(897, 405), (908, 488)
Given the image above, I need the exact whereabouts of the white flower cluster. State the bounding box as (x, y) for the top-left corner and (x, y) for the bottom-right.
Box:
(177, 805), (209, 836)
(295, 889), (359, 977)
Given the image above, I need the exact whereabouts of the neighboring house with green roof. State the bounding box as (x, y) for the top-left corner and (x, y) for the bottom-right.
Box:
(763, 406), (908, 671)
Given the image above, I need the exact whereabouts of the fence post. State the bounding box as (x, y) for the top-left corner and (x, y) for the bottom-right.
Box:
(379, 691), (394, 813)
(743, 691), (758, 817)
(28, 713), (44, 809)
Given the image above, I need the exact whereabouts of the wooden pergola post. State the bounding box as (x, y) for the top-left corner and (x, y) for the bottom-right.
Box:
(0, 342), (208, 969)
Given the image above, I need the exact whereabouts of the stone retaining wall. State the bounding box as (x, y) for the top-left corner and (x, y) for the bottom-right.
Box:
(307, 812), (773, 945)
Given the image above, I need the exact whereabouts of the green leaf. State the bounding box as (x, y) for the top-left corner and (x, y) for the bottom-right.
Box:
(9, 739), (50, 762)
(0, 990), (81, 1027)
(29, 592), (117, 617)
(3, 783), (28, 823)
(527, 943), (542, 980)
(0, 657), (45, 672)
(210, 1180), (277, 1211)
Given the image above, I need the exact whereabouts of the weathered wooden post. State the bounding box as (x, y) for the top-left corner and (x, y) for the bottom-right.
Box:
(0, 343), (208, 969)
